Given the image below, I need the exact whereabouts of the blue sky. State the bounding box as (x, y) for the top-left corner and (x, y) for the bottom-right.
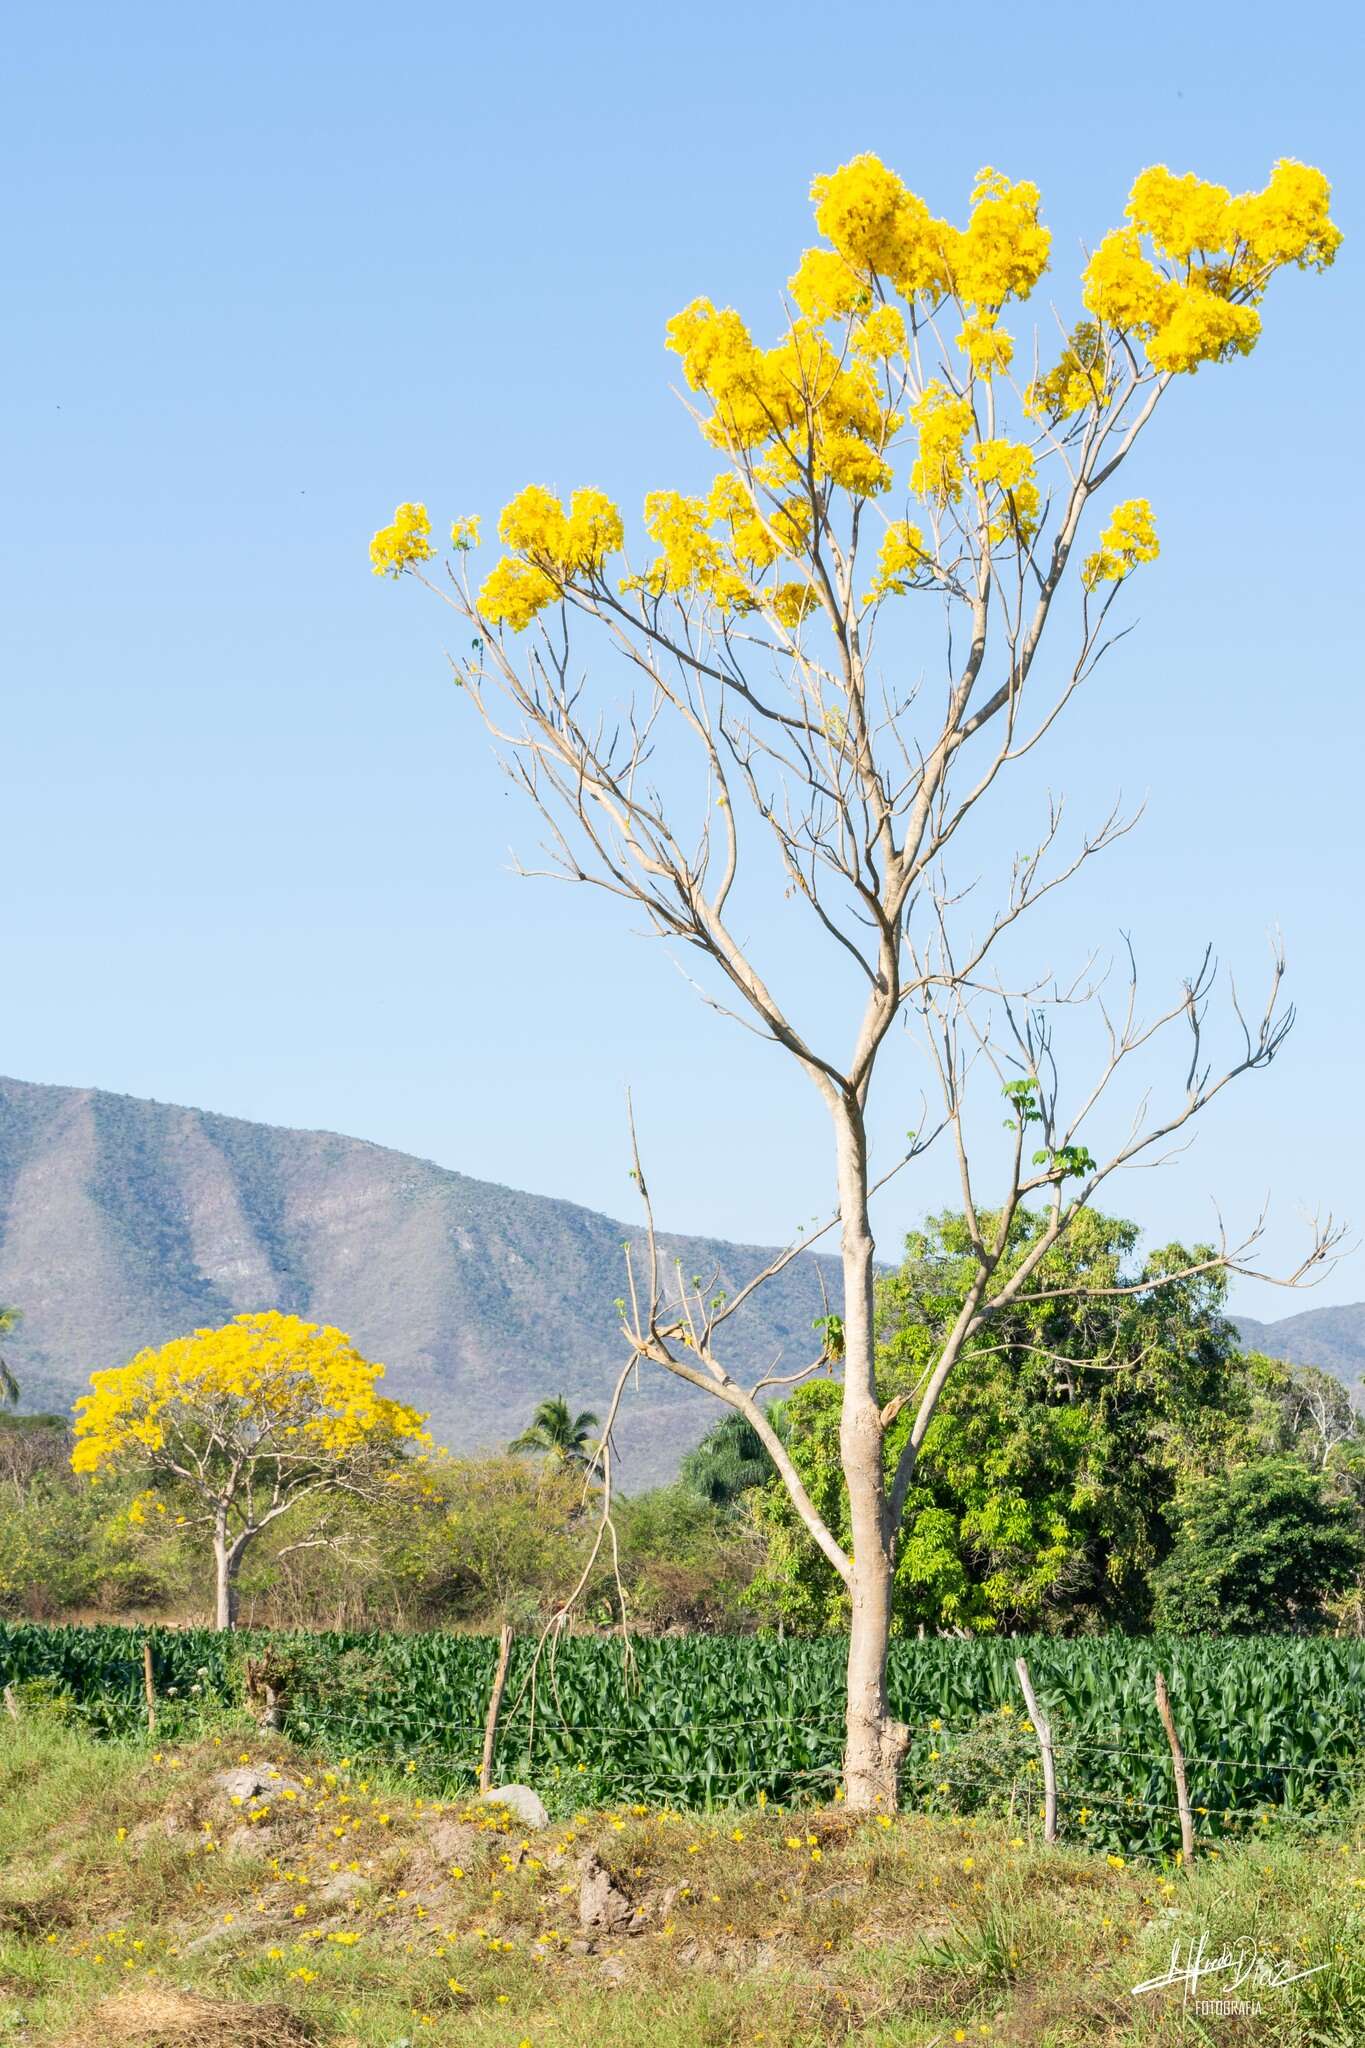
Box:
(3, 1), (1361, 1314)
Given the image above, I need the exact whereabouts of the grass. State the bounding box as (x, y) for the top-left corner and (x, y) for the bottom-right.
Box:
(1, 1713), (1363, 2046)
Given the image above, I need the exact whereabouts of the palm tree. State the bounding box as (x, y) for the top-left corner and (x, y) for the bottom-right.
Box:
(0, 1305), (20, 1406)
(681, 1404), (789, 1508)
(508, 1393), (600, 1468)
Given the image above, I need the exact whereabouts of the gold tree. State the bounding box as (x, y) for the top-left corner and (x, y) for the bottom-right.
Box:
(72, 1311), (429, 1628)
(0, 1305), (20, 1406)
(374, 155), (1342, 1807)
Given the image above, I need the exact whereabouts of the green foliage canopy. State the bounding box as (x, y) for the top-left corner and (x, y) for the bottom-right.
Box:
(1152, 1457), (1364, 1632)
(752, 1209), (1274, 1635)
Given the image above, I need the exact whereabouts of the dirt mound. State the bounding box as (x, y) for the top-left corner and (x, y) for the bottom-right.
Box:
(58, 1989), (314, 2047)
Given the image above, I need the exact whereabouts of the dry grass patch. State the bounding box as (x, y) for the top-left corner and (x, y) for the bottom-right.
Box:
(56, 1987), (314, 2047)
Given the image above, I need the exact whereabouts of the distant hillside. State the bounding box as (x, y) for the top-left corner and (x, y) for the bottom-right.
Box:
(1235, 1302), (1365, 1395)
(0, 1076), (837, 1487)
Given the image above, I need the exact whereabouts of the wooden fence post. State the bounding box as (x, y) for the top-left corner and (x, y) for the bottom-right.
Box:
(142, 1640), (157, 1737)
(1014, 1656), (1057, 1844)
(1155, 1668), (1195, 1866)
(479, 1624), (514, 1794)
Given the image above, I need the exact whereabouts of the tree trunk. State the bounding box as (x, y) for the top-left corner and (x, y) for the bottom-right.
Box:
(835, 1101), (908, 1811)
(213, 1512), (248, 1631)
(844, 1528), (908, 1808)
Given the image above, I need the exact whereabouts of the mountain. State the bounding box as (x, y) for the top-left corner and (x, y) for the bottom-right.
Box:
(0, 1076), (837, 1487)
(1234, 1303), (1365, 1395)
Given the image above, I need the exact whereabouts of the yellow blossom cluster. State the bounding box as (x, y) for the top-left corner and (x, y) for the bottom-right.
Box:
(910, 382), (974, 504)
(476, 555), (557, 632)
(950, 167), (1052, 310)
(867, 519), (930, 600)
(808, 156), (1050, 312)
(1230, 159), (1343, 267)
(970, 438), (1040, 545)
(72, 1312), (429, 1477)
(956, 311), (1013, 378)
(1025, 324), (1108, 422)
(371, 151), (1338, 629)
(1144, 291), (1260, 374)
(478, 485), (625, 630)
(708, 471), (810, 571)
(665, 298), (898, 497)
(622, 479), (817, 623)
(810, 154), (954, 298)
(499, 484), (623, 573)
(1081, 499), (1160, 590)
(1082, 231), (1171, 331)
(481, 463), (823, 631)
(1128, 166), (1234, 262)
(764, 581), (820, 630)
(788, 246), (866, 322)
(625, 489), (748, 614)
(969, 439), (1033, 492)
(370, 503), (434, 579)
(850, 303), (908, 362)
(1083, 159), (1340, 373)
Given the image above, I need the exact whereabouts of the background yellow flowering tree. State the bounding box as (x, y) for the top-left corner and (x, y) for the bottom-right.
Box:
(0, 1305), (20, 1406)
(72, 1311), (429, 1628)
(374, 153), (1342, 1808)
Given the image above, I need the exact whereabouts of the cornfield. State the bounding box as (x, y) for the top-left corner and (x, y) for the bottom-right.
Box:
(2, 1621), (1360, 1857)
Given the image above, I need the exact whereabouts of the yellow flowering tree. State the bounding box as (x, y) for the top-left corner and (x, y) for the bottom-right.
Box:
(0, 1304), (20, 1406)
(373, 154), (1341, 1808)
(71, 1311), (429, 1628)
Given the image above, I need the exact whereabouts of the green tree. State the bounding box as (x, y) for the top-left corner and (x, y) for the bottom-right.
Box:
(440, 1454), (589, 1626)
(1152, 1458), (1364, 1633)
(1244, 1355), (1365, 1478)
(607, 1484), (763, 1631)
(753, 1210), (1253, 1634)
(681, 1406), (789, 1508)
(508, 1394), (600, 1468)
(0, 1446), (192, 1622)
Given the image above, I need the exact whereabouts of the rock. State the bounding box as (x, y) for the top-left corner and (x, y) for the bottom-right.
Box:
(427, 1817), (479, 1864)
(479, 1784), (549, 1829)
(216, 1768), (270, 1803)
(317, 1870), (367, 1904)
(214, 1766), (302, 1808)
(578, 1852), (637, 1935)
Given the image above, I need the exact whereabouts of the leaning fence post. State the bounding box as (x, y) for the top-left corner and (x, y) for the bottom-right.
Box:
(1014, 1656), (1057, 1844)
(1155, 1668), (1195, 1866)
(142, 1640), (157, 1737)
(479, 1623), (514, 1794)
